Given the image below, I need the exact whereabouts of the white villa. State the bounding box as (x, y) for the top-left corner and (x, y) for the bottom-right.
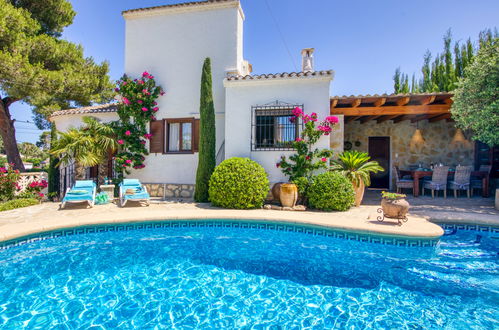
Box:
(50, 0), (495, 199)
(50, 0), (340, 198)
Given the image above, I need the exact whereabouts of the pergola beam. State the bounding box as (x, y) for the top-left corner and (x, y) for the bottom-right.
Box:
(345, 116), (362, 123)
(419, 95), (436, 105)
(376, 115), (399, 123)
(330, 98), (338, 108)
(360, 115), (381, 123)
(428, 113), (451, 123)
(350, 98), (362, 108)
(373, 97), (386, 107)
(330, 104), (450, 116)
(396, 96), (410, 106)
(392, 115), (412, 123)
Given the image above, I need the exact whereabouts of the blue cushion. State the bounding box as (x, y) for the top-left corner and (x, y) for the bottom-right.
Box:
(122, 179), (142, 187)
(74, 180), (95, 188)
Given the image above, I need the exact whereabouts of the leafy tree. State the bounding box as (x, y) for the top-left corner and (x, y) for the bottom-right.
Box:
(451, 38), (498, 146)
(36, 131), (51, 150)
(50, 117), (118, 167)
(393, 29), (498, 93)
(17, 142), (45, 159)
(0, 0), (114, 171)
(194, 58), (216, 202)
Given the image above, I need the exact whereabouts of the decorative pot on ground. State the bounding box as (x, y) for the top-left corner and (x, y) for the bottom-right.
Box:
(271, 182), (284, 202)
(279, 183), (298, 208)
(353, 181), (365, 207)
(378, 192), (410, 225)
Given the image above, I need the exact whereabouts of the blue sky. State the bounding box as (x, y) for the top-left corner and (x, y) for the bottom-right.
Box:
(11, 0), (498, 143)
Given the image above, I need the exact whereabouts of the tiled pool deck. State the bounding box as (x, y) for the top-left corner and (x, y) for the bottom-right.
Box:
(0, 193), (497, 248)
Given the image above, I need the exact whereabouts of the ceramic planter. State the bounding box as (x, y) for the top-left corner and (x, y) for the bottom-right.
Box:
(279, 183), (298, 208)
(271, 182), (284, 202)
(381, 197), (410, 219)
(353, 181), (365, 207)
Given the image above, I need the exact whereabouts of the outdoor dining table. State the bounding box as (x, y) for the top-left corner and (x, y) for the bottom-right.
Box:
(399, 169), (490, 197)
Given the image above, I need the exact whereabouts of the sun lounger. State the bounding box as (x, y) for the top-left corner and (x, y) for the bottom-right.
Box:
(60, 180), (97, 209)
(119, 179), (150, 207)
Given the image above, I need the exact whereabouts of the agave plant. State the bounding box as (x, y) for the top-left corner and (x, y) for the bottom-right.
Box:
(50, 116), (118, 168)
(330, 150), (384, 206)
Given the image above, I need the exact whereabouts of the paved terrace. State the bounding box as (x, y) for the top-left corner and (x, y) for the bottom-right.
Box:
(0, 201), (445, 243)
(1, 193), (497, 244)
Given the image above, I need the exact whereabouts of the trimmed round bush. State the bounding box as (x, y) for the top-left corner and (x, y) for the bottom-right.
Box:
(209, 157), (269, 209)
(308, 172), (354, 211)
(0, 198), (39, 212)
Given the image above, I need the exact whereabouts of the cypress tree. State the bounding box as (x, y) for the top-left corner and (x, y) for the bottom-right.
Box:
(393, 68), (401, 93)
(194, 58), (216, 202)
(48, 124), (60, 200)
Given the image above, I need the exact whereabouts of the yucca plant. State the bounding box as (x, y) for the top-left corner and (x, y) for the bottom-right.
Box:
(330, 150), (384, 206)
(50, 116), (118, 168)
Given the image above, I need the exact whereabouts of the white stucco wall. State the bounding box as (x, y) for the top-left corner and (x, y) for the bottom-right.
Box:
(123, 2), (244, 184)
(224, 76), (333, 183)
(51, 113), (118, 132)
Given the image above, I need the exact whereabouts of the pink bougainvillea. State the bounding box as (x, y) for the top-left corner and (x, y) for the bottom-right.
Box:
(114, 72), (165, 182)
(277, 108), (338, 181)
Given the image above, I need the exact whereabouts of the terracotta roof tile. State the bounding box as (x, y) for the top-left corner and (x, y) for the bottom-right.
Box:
(226, 70), (334, 81)
(122, 0), (238, 15)
(50, 103), (118, 119)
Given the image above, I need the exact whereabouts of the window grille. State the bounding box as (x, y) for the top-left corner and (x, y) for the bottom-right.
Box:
(251, 102), (303, 151)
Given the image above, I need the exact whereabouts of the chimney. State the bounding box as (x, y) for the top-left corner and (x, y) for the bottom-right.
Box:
(301, 48), (315, 72)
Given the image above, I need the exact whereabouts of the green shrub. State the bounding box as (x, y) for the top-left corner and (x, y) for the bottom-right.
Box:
(209, 157), (269, 209)
(308, 172), (355, 211)
(0, 198), (39, 212)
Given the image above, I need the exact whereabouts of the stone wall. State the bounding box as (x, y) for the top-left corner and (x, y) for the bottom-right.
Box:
(143, 183), (195, 200)
(344, 119), (475, 187)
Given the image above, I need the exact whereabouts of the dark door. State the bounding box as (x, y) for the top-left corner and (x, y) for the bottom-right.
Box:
(368, 137), (390, 189)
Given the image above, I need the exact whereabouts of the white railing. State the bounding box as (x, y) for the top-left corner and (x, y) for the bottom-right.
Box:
(17, 172), (49, 195)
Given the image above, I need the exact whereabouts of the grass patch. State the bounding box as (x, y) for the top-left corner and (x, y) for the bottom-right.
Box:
(0, 198), (39, 212)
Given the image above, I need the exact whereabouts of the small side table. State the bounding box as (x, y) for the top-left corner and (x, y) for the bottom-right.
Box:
(100, 184), (116, 203)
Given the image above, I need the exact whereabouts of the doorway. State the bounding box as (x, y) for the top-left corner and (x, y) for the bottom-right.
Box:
(368, 136), (390, 189)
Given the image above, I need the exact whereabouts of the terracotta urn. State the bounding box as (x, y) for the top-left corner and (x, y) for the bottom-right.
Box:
(381, 197), (410, 219)
(279, 183), (298, 208)
(353, 181), (365, 207)
(272, 182), (284, 202)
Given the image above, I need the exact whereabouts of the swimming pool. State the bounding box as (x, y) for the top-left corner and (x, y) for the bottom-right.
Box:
(0, 222), (497, 328)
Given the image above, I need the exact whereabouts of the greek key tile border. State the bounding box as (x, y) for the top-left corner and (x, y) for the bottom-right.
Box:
(440, 223), (499, 234)
(0, 220), (440, 250)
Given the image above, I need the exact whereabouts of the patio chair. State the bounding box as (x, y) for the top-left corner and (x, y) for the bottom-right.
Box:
(423, 166), (449, 198)
(393, 166), (414, 194)
(471, 165), (492, 196)
(119, 179), (150, 207)
(448, 165), (472, 198)
(60, 180), (97, 209)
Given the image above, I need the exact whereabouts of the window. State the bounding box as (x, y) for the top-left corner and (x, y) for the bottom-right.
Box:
(252, 105), (302, 151)
(149, 118), (199, 154)
(166, 118), (196, 153)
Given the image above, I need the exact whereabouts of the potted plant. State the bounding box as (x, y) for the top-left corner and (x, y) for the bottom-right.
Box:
(380, 191), (410, 219)
(276, 108), (338, 207)
(330, 150), (384, 207)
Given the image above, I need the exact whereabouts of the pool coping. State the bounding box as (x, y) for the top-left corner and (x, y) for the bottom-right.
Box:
(0, 199), (453, 250)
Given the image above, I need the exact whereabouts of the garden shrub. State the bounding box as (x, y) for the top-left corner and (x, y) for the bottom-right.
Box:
(0, 164), (20, 201)
(308, 172), (355, 211)
(209, 157), (269, 209)
(0, 198), (39, 212)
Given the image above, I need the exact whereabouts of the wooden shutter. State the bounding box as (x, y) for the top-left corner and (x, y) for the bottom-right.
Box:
(192, 119), (200, 152)
(149, 120), (165, 153)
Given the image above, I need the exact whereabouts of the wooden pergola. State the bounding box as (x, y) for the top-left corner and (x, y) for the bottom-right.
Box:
(330, 92), (453, 124)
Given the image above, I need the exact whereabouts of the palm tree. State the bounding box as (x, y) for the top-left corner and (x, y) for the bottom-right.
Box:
(330, 150), (384, 206)
(50, 117), (118, 179)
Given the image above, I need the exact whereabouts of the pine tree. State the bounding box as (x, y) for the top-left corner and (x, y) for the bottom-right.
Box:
(393, 68), (401, 93)
(194, 58), (216, 202)
(48, 124), (60, 199)
(392, 29), (497, 93)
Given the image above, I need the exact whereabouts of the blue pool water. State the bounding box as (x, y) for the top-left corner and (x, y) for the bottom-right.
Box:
(0, 223), (498, 329)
